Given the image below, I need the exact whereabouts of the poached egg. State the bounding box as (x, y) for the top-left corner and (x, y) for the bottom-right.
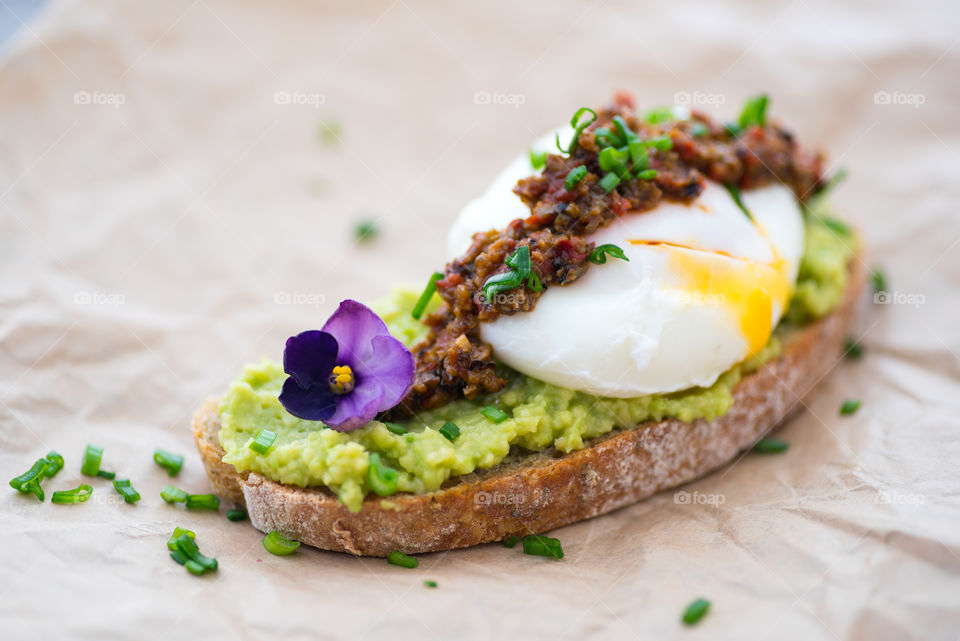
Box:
(447, 130), (805, 398)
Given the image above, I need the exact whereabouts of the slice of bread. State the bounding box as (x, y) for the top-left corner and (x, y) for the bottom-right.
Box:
(193, 259), (864, 556)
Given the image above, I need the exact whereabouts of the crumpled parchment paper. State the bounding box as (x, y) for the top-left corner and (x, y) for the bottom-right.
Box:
(1, 0), (959, 639)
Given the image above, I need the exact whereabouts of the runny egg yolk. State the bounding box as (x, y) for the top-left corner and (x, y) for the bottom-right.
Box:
(628, 240), (792, 356)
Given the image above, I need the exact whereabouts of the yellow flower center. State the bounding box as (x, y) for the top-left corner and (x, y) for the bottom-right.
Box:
(328, 365), (355, 395)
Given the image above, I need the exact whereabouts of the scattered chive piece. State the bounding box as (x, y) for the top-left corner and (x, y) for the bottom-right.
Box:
(480, 406), (508, 424)
(153, 449), (184, 477)
(226, 508), (248, 522)
(690, 122), (709, 137)
(682, 598), (711, 625)
(316, 120), (342, 146)
(354, 220), (378, 242)
(172, 532), (218, 574)
(51, 484), (93, 505)
(249, 429), (278, 455)
(9, 458), (50, 501)
(96, 469), (116, 480)
(822, 217), (851, 235)
(840, 399), (862, 416)
(599, 172), (621, 193)
(844, 339), (864, 360)
(384, 422), (408, 435)
(80, 444), (104, 477)
(185, 494), (220, 511)
(438, 421), (460, 442)
(564, 165), (588, 190)
(503, 535), (522, 548)
(170, 550), (187, 566)
(424, 580), (438, 588)
(816, 167), (848, 199)
(43, 451), (64, 478)
(753, 438), (789, 454)
(263, 530), (301, 556)
(555, 107), (597, 155)
(724, 183), (754, 222)
(529, 149), (547, 170)
(166, 527), (195, 551)
(521, 535), (564, 559)
(870, 268), (887, 294)
(386, 550), (418, 568)
(637, 169), (658, 180)
(112, 479), (141, 504)
(161, 485), (189, 503)
(184, 559), (207, 575)
(367, 453), (399, 497)
(588, 243), (629, 265)
(738, 93), (769, 129)
(412, 272), (443, 320)
(644, 107), (674, 124)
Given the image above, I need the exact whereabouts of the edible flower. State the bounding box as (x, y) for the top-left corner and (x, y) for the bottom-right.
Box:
(279, 300), (415, 431)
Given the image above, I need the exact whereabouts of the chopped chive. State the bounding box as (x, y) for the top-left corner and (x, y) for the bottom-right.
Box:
(637, 169), (658, 180)
(386, 550), (418, 568)
(226, 508), (247, 522)
(354, 220), (378, 242)
(822, 217), (851, 235)
(367, 453), (399, 497)
(167, 527), (195, 551)
(112, 479), (141, 503)
(588, 244), (629, 265)
(384, 422), (408, 435)
(481, 270), (523, 303)
(724, 183), (754, 222)
(170, 550), (187, 566)
(599, 172), (620, 193)
(870, 268), (887, 294)
(738, 93), (769, 129)
(644, 107), (674, 124)
(682, 598), (711, 625)
(521, 535), (564, 559)
(840, 399), (861, 416)
(80, 444), (104, 477)
(816, 168), (849, 199)
(423, 580), (438, 588)
(646, 135), (673, 151)
(844, 339), (864, 360)
(527, 271), (543, 292)
(96, 470), (116, 480)
(173, 532), (218, 574)
(263, 530), (301, 556)
(186, 494), (220, 511)
(43, 451), (64, 478)
(249, 429), (278, 455)
(564, 165), (588, 190)
(316, 120), (341, 146)
(503, 535), (522, 548)
(161, 485), (189, 503)
(51, 484), (93, 505)
(184, 559), (207, 575)
(438, 421), (460, 442)
(555, 107), (597, 155)
(153, 448), (184, 476)
(480, 406), (508, 424)
(529, 149), (547, 170)
(690, 122), (709, 137)
(412, 272), (443, 320)
(753, 438), (789, 454)
(9, 458), (50, 501)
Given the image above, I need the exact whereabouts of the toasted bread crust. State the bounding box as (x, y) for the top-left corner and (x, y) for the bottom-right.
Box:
(193, 259), (864, 556)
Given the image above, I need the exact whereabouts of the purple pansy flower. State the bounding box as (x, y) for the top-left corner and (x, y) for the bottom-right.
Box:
(279, 300), (415, 431)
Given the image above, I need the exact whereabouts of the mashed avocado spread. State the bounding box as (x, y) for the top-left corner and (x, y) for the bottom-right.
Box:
(218, 212), (855, 512)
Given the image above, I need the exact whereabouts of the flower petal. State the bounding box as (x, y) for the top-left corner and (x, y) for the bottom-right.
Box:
(283, 330), (338, 389)
(353, 334), (416, 410)
(324, 380), (385, 432)
(320, 300), (390, 366)
(279, 377), (338, 422)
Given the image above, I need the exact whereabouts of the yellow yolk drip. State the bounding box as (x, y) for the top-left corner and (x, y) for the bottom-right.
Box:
(629, 240), (791, 356)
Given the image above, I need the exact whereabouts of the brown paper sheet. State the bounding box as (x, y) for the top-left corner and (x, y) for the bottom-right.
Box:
(2, 0), (959, 638)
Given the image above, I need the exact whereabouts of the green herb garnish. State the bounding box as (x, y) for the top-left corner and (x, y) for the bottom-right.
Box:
(503, 535), (522, 548)
(738, 94), (769, 129)
(753, 438), (789, 454)
(384, 422), (408, 435)
(438, 421), (460, 442)
(599, 172), (621, 193)
(481, 406), (508, 424)
(682, 598), (711, 625)
(44, 451), (64, 478)
(161, 485), (188, 503)
(386, 550), (418, 568)
(263, 531), (301, 556)
(870, 268), (887, 294)
(226, 509), (247, 522)
(80, 444), (105, 477)
(316, 120), (342, 146)
(112, 479), (141, 504)
(354, 220), (378, 242)
(555, 107), (597, 155)
(644, 107), (674, 124)
(166, 527), (195, 551)
(840, 399), (861, 416)
(153, 448), (184, 476)
(185, 494), (220, 511)
(171, 531), (218, 574)
(844, 339), (863, 360)
(51, 484), (93, 505)
(249, 428), (278, 455)
(424, 580), (438, 588)
(9, 458), (50, 501)
(588, 244), (629, 265)
(481, 246), (541, 303)
(564, 165), (587, 190)
(96, 469), (116, 480)
(521, 535), (564, 559)
(367, 453), (399, 497)
(724, 183), (754, 222)
(412, 272), (443, 320)
(529, 148), (547, 170)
